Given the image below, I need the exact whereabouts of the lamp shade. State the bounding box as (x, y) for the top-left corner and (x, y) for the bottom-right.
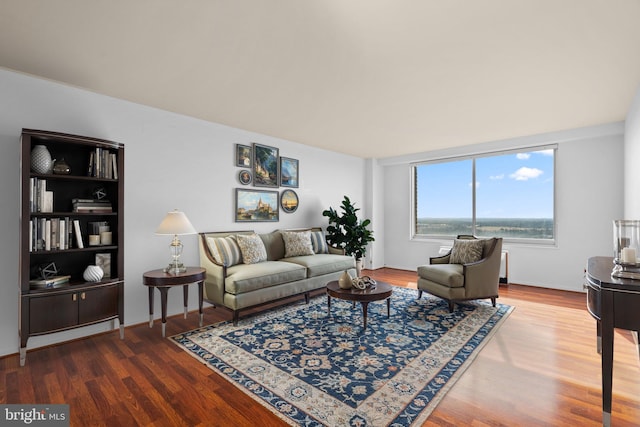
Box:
(155, 210), (197, 235)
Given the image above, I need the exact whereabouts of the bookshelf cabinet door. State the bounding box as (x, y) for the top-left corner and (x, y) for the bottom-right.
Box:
(29, 293), (79, 333)
(79, 284), (119, 324)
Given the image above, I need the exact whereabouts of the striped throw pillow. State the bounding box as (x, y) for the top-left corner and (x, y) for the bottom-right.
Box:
(310, 230), (329, 254)
(206, 235), (242, 266)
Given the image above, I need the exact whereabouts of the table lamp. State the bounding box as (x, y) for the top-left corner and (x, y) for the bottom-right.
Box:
(155, 210), (197, 274)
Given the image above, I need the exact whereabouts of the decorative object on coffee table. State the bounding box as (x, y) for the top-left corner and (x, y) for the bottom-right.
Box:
(338, 270), (353, 289)
(326, 279), (392, 330)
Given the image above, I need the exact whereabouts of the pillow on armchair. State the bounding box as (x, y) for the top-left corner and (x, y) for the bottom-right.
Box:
(449, 239), (484, 264)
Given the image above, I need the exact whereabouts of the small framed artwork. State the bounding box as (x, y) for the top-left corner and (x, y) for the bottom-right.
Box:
(253, 143), (279, 187)
(238, 169), (252, 185)
(95, 253), (111, 278)
(236, 144), (252, 168)
(236, 188), (279, 222)
(281, 189), (299, 213)
(280, 157), (299, 188)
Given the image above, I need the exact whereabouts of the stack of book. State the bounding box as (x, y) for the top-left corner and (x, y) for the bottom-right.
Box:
(29, 275), (71, 290)
(72, 199), (112, 213)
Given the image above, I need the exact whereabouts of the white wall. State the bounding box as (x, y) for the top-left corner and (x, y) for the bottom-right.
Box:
(380, 124), (625, 292)
(625, 85), (640, 218)
(0, 69), (366, 357)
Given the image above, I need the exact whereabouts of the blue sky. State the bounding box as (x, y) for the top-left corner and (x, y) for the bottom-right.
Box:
(416, 149), (554, 218)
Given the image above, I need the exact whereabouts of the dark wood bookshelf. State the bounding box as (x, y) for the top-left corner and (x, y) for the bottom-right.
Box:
(18, 129), (125, 366)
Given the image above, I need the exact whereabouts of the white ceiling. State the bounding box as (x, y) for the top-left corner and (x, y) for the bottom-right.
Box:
(1, 1), (639, 158)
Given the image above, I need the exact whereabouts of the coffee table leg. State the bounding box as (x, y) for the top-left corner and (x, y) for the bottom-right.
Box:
(361, 301), (370, 330)
(387, 297), (391, 318)
(327, 294), (332, 317)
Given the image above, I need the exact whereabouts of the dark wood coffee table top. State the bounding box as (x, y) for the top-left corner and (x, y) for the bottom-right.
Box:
(326, 280), (393, 302)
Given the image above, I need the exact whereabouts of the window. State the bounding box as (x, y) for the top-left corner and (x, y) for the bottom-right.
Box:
(413, 147), (555, 241)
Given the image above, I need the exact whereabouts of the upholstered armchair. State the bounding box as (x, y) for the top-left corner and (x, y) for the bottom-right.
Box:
(417, 235), (503, 312)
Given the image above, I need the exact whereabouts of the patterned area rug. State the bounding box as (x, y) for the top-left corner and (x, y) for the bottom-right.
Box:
(171, 286), (513, 426)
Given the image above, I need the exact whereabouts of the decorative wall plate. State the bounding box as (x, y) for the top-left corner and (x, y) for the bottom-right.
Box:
(239, 169), (252, 185)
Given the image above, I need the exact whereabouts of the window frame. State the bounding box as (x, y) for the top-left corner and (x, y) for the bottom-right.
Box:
(410, 144), (557, 245)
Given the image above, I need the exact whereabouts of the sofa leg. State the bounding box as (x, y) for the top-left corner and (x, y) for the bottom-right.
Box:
(447, 301), (454, 312)
(304, 292), (310, 304)
(418, 290), (423, 299)
(491, 297), (496, 307)
(233, 311), (239, 326)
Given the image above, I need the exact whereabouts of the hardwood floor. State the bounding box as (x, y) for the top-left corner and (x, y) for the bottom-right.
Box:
(2, 268), (639, 426)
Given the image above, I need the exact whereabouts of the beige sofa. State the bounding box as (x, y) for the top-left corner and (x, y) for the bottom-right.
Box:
(199, 227), (356, 324)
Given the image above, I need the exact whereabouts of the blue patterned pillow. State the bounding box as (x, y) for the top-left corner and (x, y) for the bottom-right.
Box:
(310, 231), (329, 254)
(206, 235), (242, 266)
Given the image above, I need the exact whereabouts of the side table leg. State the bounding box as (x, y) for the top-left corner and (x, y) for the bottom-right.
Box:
(182, 284), (189, 319)
(361, 301), (370, 330)
(198, 281), (204, 327)
(148, 286), (154, 328)
(159, 287), (169, 338)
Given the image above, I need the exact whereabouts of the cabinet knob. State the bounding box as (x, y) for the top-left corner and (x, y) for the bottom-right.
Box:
(72, 294), (77, 302)
(81, 292), (86, 300)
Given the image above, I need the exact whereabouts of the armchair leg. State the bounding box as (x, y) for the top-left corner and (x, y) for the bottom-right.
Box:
(418, 290), (423, 299)
(447, 301), (454, 312)
(491, 297), (496, 307)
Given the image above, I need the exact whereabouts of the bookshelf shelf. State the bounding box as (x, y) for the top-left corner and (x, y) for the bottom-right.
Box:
(19, 129), (125, 366)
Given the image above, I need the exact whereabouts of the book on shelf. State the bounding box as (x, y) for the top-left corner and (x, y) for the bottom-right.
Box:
(73, 219), (84, 249)
(29, 275), (71, 289)
(72, 198), (112, 213)
(29, 217), (74, 252)
(87, 147), (118, 179)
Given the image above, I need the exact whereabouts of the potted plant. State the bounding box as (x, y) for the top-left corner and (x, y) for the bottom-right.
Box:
(323, 196), (375, 276)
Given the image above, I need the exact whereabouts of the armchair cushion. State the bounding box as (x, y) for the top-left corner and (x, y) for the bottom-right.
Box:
(449, 238), (484, 264)
(417, 263), (464, 287)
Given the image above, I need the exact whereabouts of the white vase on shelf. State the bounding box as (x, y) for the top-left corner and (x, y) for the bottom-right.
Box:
(31, 145), (53, 174)
(83, 265), (104, 282)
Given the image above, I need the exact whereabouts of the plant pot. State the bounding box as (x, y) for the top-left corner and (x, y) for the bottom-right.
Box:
(355, 258), (363, 277)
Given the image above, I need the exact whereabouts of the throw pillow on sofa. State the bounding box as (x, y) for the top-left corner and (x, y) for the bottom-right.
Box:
(310, 230), (329, 254)
(236, 233), (268, 264)
(449, 239), (484, 264)
(282, 230), (315, 257)
(206, 235), (243, 266)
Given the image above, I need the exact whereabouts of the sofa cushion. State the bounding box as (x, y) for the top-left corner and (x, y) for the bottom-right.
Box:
(281, 254), (355, 278)
(449, 239), (484, 264)
(225, 261), (307, 294)
(259, 231), (285, 261)
(206, 235), (242, 266)
(310, 230), (329, 254)
(282, 230), (315, 257)
(236, 233), (268, 264)
(417, 264), (465, 288)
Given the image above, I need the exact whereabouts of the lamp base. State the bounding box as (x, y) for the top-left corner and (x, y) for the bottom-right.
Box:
(164, 262), (186, 274)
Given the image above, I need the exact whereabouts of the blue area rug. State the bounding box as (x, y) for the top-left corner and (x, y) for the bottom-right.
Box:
(171, 286), (513, 426)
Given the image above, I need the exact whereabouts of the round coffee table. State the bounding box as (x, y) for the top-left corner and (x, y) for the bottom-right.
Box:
(326, 280), (393, 330)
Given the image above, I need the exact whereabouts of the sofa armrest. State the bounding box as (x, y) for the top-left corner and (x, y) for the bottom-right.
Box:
(198, 233), (227, 304)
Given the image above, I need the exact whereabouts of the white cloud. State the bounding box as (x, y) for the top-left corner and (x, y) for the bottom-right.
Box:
(516, 153), (530, 160)
(510, 167), (543, 181)
(490, 174), (504, 180)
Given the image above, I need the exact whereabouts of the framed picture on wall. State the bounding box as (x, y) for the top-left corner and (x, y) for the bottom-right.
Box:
(253, 143), (279, 187)
(280, 189), (298, 213)
(235, 188), (279, 222)
(280, 157), (299, 188)
(236, 144), (252, 167)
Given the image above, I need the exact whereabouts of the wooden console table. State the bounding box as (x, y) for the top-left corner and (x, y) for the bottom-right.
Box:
(143, 267), (206, 337)
(585, 256), (640, 427)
